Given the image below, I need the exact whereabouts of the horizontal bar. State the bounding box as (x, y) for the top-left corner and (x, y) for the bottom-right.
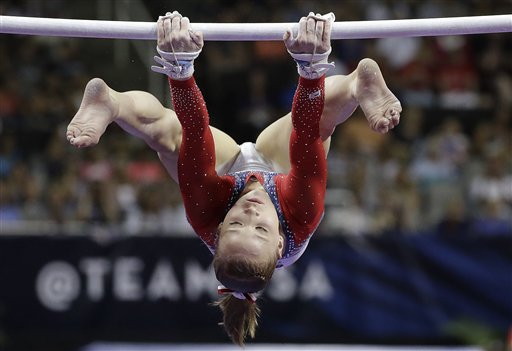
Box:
(0, 14), (511, 41)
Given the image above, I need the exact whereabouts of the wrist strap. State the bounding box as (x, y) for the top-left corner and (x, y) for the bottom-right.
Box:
(288, 47), (335, 79)
(151, 56), (195, 80)
(156, 46), (202, 62)
(151, 46), (202, 80)
(295, 60), (335, 80)
(288, 46), (332, 65)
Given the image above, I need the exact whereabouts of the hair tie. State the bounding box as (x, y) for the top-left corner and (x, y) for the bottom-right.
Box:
(218, 285), (257, 303)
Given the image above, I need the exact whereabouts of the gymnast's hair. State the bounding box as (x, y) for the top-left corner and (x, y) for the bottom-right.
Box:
(212, 250), (280, 346)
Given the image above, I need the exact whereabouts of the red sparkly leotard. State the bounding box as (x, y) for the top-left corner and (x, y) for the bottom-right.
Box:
(169, 76), (327, 267)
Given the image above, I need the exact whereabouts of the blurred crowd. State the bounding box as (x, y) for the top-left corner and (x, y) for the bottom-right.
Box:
(1, 0), (511, 237)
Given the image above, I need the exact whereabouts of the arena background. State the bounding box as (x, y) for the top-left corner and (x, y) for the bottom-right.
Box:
(0, 1), (511, 351)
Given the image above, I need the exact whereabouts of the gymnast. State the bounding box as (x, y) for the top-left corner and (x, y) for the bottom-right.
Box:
(66, 11), (401, 345)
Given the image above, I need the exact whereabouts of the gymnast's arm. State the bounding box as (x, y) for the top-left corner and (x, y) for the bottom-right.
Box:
(153, 12), (234, 232)
(278, 79), (328, 239)
(278, 13), (333, 239)
(167, 76), (234, 231)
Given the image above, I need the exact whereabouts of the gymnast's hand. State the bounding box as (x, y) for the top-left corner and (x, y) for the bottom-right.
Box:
(157, 11), (203, 54)
(283, 12), (335, 79)
(152, 11), (203, 79)
(283, 12), (333, 55)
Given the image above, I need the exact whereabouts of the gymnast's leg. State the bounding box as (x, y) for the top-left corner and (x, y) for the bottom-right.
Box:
(321, 58), (401, 137)
(66, 78), (240, 182)
(255, 58), (402, 172)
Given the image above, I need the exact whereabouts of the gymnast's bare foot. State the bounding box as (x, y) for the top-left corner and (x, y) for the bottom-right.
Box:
(354, 58), (402, 134)
(66, 78), (118, 147)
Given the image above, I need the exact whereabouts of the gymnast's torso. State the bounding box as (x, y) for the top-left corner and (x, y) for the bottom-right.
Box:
(170, 76), (327, 268)
(207, 169), (322, 268)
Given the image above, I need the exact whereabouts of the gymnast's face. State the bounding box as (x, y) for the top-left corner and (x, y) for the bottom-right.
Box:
(218, 185), (284, 261)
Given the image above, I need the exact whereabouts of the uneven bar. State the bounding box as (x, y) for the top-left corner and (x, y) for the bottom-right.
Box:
(0, 14), (511, 41)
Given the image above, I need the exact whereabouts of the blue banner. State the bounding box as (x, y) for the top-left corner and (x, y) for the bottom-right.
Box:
(0, 233), (510, 350)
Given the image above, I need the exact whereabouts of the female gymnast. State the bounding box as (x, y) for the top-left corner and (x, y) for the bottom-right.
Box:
(66, 11), (401, 346)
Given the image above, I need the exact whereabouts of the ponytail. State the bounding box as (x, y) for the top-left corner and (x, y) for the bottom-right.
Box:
(213, 294), (261, 346)
(212, 251), (279, 346)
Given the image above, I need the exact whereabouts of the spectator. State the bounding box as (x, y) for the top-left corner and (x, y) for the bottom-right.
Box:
(469, 153), (512, 214)
(437, 196), (472, 236)
(75, 180), (119, 225)
(434, 36), (480, 109)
